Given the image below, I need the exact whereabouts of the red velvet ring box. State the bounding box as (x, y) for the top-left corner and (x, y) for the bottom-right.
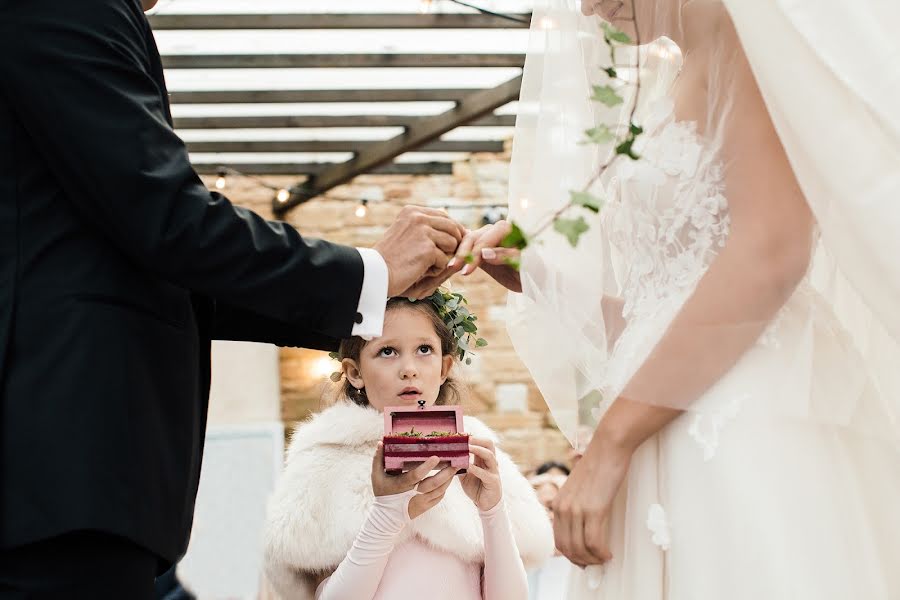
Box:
(383, 403), (470, 475)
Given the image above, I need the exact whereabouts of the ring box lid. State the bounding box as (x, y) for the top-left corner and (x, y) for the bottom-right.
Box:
(383, 404), (465, 439)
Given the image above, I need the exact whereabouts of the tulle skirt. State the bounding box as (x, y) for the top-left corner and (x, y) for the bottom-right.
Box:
(568, 285), (900, 599)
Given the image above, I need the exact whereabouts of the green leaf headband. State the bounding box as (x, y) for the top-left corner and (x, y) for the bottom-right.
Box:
(329, 288), (487, 370)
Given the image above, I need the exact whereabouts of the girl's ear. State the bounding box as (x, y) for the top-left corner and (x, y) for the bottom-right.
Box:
(343, 358), (365, 390)
(440, 354), (454, 383)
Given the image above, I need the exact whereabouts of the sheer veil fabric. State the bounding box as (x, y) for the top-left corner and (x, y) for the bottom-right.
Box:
(505, 1), (900, 597)
(506, 0), (900, 450)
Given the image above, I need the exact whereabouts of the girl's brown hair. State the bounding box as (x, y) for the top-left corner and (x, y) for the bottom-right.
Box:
(336, 297), (464, 407)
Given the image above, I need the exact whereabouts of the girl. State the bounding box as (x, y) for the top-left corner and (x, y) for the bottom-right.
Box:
(263, 296), (554, 600)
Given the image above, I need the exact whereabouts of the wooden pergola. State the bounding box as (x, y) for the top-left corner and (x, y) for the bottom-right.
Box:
(148, 10), (531, 214)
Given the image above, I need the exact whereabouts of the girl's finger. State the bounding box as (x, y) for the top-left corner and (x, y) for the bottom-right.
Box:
(422, 471), (456, 502)
(465, 463), (500, 486)
(416, 465), (458, 494)
(400, 456), (441, 487)
(468, 445), (499, 473)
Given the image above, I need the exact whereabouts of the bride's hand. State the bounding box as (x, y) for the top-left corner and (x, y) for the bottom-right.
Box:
(451, 220), (522, 293)
(552, 435), (631, 567)
(460, 437), (503, 511)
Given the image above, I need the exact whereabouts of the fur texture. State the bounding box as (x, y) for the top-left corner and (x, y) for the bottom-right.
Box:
(263, 401), (555, 599)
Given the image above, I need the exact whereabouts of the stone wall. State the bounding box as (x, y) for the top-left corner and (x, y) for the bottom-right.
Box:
(200, 153), (572, 472)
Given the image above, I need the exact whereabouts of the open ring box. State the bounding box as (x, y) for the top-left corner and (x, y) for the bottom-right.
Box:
(383, 402), (470, 475)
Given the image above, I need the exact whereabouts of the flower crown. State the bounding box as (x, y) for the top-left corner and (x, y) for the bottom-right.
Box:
(329, 288), (487, 376)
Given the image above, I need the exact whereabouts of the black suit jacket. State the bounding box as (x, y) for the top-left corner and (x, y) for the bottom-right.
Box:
(0, 0), (363, 567)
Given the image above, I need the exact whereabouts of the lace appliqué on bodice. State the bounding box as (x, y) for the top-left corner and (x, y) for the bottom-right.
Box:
(604, 100), (731, 319)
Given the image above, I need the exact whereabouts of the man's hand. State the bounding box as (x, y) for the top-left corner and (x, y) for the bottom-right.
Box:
(451, 220), (523, 293)
(374, 206), (465, 298)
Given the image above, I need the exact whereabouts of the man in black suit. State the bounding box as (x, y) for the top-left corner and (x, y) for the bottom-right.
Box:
(0, 0), (465, 596)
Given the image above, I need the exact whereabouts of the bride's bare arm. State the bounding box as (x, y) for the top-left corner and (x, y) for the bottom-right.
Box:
(594, 61), (815, 454)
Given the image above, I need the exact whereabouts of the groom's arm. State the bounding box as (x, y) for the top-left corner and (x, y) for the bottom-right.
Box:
(0, 0), (384, 340)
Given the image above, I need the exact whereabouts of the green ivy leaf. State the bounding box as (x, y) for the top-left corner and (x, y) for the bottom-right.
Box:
(616, 138), (640, 160)
(601, 22), (633, 44)
(504, 256), (521, 271)
(554, 216), (590, 248)
(501, 222), (529, 250)
(582, 125), (615, 145)
(328, 352), (341, 361)
(570, 190), (603, 214)
(629, 123), (644, 136)
(603, 66), (618, 79)
(462, 320), (478, 334)
(464, 253), (475, 264)
(476, 338), (488, 348)
(591, 85), (624, 108)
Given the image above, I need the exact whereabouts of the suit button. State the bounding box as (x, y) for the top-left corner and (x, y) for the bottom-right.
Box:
(354, 312), (363, 324)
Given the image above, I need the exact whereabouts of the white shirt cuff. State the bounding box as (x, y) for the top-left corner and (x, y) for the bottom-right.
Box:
(352, 248), (389, 341)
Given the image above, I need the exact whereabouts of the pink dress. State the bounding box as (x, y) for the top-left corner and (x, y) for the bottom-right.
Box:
(315, 490), (528, 600)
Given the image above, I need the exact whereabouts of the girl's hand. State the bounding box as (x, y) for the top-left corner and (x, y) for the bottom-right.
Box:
(371, 443), (458, 519)
(460, 437), (503, 512)
(450, 221), (522, 293)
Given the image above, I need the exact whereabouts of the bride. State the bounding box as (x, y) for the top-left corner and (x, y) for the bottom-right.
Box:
(452, 0), (900, 597)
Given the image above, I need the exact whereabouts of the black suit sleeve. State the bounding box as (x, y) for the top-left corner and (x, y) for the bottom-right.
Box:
(211, 301), (340, 352)
(0, 0), (363, 339)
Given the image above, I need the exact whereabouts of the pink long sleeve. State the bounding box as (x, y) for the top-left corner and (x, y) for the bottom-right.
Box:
(315, 490), (415, 600)
(479, 501), (529, 600)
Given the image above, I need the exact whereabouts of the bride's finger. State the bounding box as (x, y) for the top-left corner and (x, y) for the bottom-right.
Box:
(583, 511), (613, 565)
(480, 247), (520, 266)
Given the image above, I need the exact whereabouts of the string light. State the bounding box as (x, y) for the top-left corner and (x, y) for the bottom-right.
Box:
(355, 199), (369, 218)
(215, 168), (227, 190)
(276, 188), (291, 203)
(539, 16), (556, 29)
(520, 197), (530, 210)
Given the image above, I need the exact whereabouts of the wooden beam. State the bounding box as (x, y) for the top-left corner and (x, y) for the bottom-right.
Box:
(186, 140), (504, 153)
(161, 54), (525, 69)
(168, 89), (478, 104)
(173, 114), (516, 129)
(149, 13), (531, 30)
(193, 162), (454, 176)
(275, 75), (522, 213)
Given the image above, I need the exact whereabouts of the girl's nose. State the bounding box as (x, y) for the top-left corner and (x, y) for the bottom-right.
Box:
(399, 362), (418, 380)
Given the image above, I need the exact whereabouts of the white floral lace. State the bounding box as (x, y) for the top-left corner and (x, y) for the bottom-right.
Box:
(646, 503), (672, 551)
(604, 99), (731, 321)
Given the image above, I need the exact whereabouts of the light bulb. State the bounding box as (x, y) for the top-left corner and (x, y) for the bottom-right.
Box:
(520, 197), (530, 210)
(215, 176), (226, 190)
(276, 188), (291, 203)
(311, 356), (335, 380)
(539, 16), (556, 29)
(355, 203), (368, 218)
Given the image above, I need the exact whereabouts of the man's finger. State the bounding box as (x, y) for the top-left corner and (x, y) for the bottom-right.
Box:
(425, 215), (466, 242)
(428, 229), (460, 255)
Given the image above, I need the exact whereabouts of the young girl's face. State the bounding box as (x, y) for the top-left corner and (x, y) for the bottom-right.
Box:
(344, 306), (454, 412)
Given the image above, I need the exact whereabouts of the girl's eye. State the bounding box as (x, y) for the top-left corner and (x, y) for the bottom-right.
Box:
(418, 345), (434, 355)
(378, 347), (396, 357)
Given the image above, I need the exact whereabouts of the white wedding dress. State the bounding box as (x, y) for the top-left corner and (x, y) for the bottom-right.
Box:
(563, 94), (900, 600)
(504, 2), (900, 598)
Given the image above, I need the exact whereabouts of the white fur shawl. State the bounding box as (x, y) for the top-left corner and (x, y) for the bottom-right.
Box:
(263, 401), (554, 599)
